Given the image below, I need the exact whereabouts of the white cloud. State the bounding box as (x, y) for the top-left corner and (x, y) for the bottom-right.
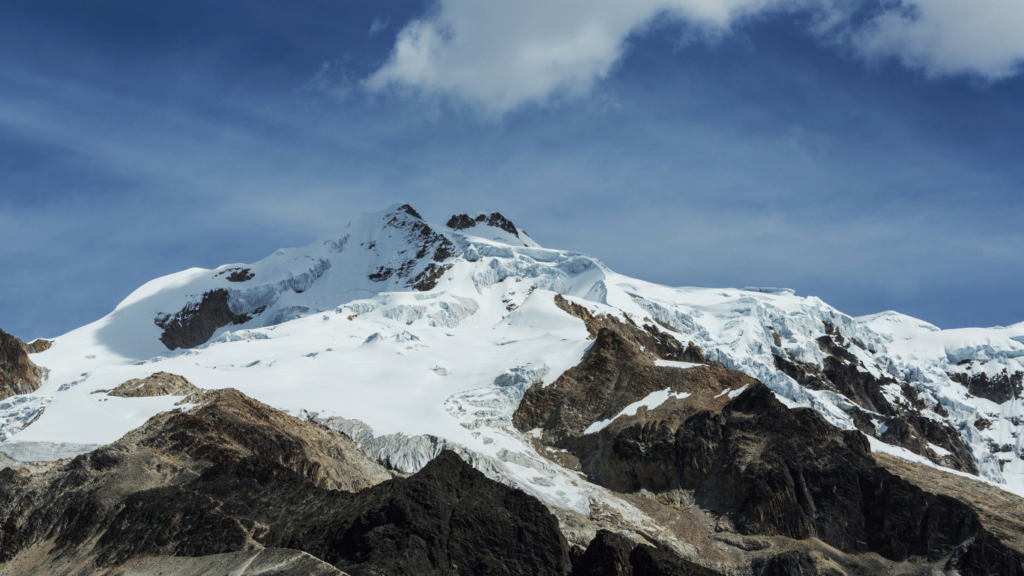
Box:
(852, 0), (1024, 79)
(363, 0), (803, 115)
(369, 16), (390, 36)
(364, 0), (1024, 114)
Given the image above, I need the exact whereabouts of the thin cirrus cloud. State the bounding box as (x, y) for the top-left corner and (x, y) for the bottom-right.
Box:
(369, 15), (390, 36)
(364, 0), (1024, 114)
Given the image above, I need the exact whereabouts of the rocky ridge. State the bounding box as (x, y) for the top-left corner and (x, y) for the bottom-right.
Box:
(0, 389), (576, 576)
(92, 372), (200, 398)
(0, 330), (44, 402)
(515, 304), (1024, 574)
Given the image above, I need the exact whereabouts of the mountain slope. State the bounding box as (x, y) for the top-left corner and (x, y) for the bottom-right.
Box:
(1, 204), (1023, 562)
(2, 201), (1024, 569)
(0, 330), (44, 402)
(0, 389), (572, 575)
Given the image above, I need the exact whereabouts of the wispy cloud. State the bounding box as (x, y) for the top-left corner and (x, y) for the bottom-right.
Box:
(850, 0), (1024, 80)
(365, 0), (1024, 114)
(1, 0), (1022, 340)
(369, 15), (390, 36)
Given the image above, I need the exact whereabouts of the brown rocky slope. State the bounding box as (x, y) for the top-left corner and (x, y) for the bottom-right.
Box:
(516, 301), (1024, 575)
(0, 389), (575, 576)
(0, 329), (44, 402)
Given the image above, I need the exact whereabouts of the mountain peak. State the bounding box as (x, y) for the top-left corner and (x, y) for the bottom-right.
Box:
(446, 211), (520, 238)
(392, 203), (423, 220)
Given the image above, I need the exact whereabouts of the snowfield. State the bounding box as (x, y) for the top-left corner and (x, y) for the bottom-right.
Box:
(3, 204), (1023, 511)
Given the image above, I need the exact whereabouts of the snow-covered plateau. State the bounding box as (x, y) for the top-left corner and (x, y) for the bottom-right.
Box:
(4, 203), (1023, 514)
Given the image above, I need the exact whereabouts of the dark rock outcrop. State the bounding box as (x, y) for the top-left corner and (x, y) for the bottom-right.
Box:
(395, 203), (423, 220)
(226, 268), (255, 282)
(92, 372), (199, 398)
(0, 329), (44, 401)
(572, 530), (633, 576)
(379, 205), (458, 291)
(409, 263), (452, 292)
(446, 212), (520, 238)
(752, 550), (844, 576)
(949, 366), (1024, 405)
(553, 294), (699, 364)
(215, 267), (255, 282)
(518, 322), (1024, 572)
(514, 301), (735, 446)
(153, 289), (256, 350)
(571, 530), (720, 576)
(21, 339), (52, 354)
(446, 213), (477, 230)
(0, 389), (572, 576)
(629, 543), (720, 576)
(775, 324), (977, 474)
(90, 451), (571, 575)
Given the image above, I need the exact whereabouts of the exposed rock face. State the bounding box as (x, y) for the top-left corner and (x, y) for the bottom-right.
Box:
(0, 389), (573, 575)
(0, 329), (43, 401)
(553, 294), (702, 364)
(774, 323), (978, 474)
(111, 548), (348, 576)
(949, 365), (1024, 405)
(752, 551), (845, 576)
(154, 288), (259, 350)
(368, 206), (458, 292)
(571, 530), (720, 576)
(446, 211), (520, 238)
(394, 203), (423, 220)
(21, 340), (52, 355)
(571, 530), (633, 576)
(92, 372), (199, 398)
(514, 327), (748, 445)
(408, 262), (452, 292)
(226, 268), (255, 282)
(517, 321), (1024, 573)
(446, 213), (477, 230)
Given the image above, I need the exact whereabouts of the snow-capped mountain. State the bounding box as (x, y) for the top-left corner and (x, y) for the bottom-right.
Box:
(3, 201), (1023, 511)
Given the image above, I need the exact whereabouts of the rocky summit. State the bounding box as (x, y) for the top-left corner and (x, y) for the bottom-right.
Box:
(1, 203), (1023, 575)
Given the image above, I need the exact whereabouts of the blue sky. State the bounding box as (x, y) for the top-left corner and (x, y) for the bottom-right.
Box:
(1, 0), (1022, 340)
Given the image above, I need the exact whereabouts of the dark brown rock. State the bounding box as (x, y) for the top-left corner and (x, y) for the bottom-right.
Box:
(89, 450), (572, 575)
(514, 308), (746, 446)
(752, 550), (842, 576)
(446, 212), (520, 238)
(0, 389), (572, 576)
(486, 212), (520, 237)
(0, 328), (44, 401)
(446, 214), (477, 230)
(92, 372), (199, 398)
(226, 268), (255, 282)
(949, 368), (1024, 405)
(520, 324), (1024, 571)
(629, 543), (720, 576)
(377, 205), (458, 290)
(22, 339), (53, 354)
(553, 294), (694, 362)
(368, 266), (394, 282)
(395, 204), (422, 219)
(774, 330), (977, 474)
(154, 289), (257, 350)
(408, 263), (451, 292)
(570, 530), (721, 576)
(572, 530), (634, 576)
(0, 514), (24, 563)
